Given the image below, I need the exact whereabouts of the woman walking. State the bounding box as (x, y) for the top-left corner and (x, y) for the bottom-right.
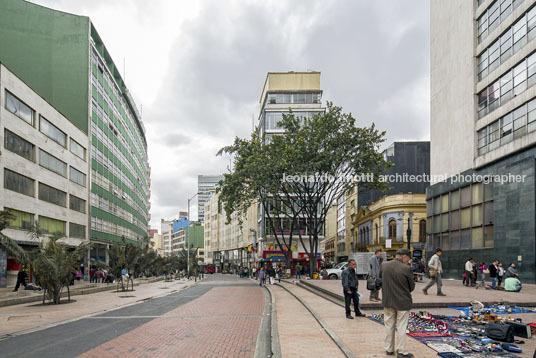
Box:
(476, 262), (488, 289)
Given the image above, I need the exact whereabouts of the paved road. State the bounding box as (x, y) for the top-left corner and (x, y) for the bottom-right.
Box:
(0, 274), (268, 358)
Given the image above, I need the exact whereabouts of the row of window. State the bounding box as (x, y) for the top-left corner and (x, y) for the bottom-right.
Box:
(263, 111), (322, 131)
(478, 51), (536, 118)
(5, 207), (85, 238)
(358, 219), (427, 247)
(90, 192), (147, 232)
(478, 4), (536, 81)
(428, 183), (492, 216)
(477, 96), (536, 154)
(5, 91), (87, 160)
(428, 226), (494, 251)
(4, 169), (86, 212)
(90, 216), (142, 242)
(428, 202), (493, 233)
(478, 0), (524, 43)
(267, 92), (321, 105)
(91, 168), (147, 228)
(5, 130), (86, 186)
(91, 120), (145, 200)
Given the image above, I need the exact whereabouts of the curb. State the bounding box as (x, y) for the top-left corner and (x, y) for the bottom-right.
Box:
(255, 286), (274, 358)
(298, 280), (536, 309)
(264, 286), (282, 358)
(0, 277), (164, 308)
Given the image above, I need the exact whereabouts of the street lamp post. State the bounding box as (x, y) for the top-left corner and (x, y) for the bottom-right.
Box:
(187, 192), (201, 278)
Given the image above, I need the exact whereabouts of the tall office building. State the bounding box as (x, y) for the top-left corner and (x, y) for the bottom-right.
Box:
(197, 175), (222, 222)
(0, 0), (150, 261)
(0, 64), (90, 287)
(257, 72), (326, 265)
(429, 0), (536, 281)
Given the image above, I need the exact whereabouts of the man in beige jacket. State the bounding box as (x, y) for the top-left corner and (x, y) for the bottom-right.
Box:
(423, 248), (446, 296)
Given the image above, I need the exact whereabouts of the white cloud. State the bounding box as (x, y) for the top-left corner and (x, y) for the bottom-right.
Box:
(28, 0), (430, 231)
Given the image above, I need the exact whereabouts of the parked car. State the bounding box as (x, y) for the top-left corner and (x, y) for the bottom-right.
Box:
(325, 262), (348, 280)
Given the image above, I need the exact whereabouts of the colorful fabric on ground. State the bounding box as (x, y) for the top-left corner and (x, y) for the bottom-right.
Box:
(448, 305), (536, 316)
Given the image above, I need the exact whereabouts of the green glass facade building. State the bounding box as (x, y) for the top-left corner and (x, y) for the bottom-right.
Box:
(0, 0), (150, 259)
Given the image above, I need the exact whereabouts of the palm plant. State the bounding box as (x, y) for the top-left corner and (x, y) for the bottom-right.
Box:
(33, 232), (89, 304)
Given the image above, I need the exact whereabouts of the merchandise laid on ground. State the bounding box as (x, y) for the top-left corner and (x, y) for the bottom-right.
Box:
(368, 302), (536, 357)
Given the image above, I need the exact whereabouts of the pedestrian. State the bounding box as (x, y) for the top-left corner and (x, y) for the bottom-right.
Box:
(476, 261), (488, 289)
(497, 263), (505, 287)
(258, 267), (266, 287)
(423, 248), (446, 296)
(380, 248), (415, 358)
(252, 267), (257, 280)
(464, 258), (475, 287)
(295, 263), (302, 280)
(472, 260), (478, 286)
(504, 276), (522, 292)
(368, 249), (383, 302)
(268, 266), (276, 285)
(505, 263), (518, 279)
(75, 269), (82, 281)
(89, 267), (95, 283)
(489, 260), (498, 289)
(275, 265), (281, 283)
(341, 259), (364, 319)
(12, 267), (27, 292)
(96, 268), (104, 283)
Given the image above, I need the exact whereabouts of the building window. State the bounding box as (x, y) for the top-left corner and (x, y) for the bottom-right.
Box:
(477, 0), (523, 44)
(5, 90), (34, 126)
(69, 222), (86, 238)
(4, 168), (34, 197)
(38, 182), (67, 207)
(39, 149), (67, 177)
(39, 116), (66, 147)
(70, 138), (86, 160)
(477, 97), (536, 154)
(69, 167), (86, 186)
(267, 93), (321, 105)
(69, 195), (86, 213)
(388, 220), (396, 240)
(478, 52), (536, 119)
(5, 208), (33, 230)
(39, 216), (65, 235)
(477, 5), (536, 81)
(5, 129), (35, 162)
(419, 220), (426, 242)
(375, 223), (379, 243)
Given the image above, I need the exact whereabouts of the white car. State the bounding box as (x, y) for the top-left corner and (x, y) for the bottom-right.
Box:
(325, 262), (348, 280)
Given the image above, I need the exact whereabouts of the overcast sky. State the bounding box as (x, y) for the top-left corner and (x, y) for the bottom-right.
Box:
(31, 0), (430, 232)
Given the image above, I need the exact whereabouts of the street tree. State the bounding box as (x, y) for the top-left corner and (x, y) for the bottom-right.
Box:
(218, 103), (390, 276)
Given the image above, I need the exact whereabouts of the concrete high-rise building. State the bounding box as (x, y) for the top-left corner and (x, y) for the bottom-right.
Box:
(0, 64), (90, 287)
(257, 72), (326, 267)
(197, 175), (223, 222)
(0, 0), (150, 262)
(429, 0), (536, 281)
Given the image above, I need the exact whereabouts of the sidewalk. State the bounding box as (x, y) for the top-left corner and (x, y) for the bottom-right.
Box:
(269, 282), (438, 358)
(0, 278), (195, 337)
(299, 278), (536, 308)
(0, 277), (164, 308)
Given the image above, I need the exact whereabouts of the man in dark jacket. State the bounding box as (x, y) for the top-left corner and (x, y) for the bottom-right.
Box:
(341, 259), (363, 319)
(13, 267), (27, 292)
(380, 248), (415, 358)
(489, 260), (498, 289)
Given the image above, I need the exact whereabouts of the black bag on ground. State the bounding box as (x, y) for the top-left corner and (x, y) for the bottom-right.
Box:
(366, 277), (376, 290)
(486, 323), (514, 342)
